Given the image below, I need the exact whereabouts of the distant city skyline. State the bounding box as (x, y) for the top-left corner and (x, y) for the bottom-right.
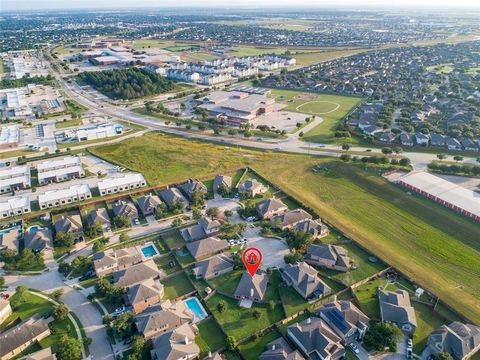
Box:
(3, 0), (480, 11)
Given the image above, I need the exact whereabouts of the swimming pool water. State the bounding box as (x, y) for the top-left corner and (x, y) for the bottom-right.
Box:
(184, 297), (208, 320)
(141, 244), (158, 258)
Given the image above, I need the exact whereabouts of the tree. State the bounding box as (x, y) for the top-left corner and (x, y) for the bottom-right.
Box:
(51, 289), (64, 302)
(363, 322), (403, 352)
(226, 336), (237, 351)
(435, 352), (454, 360)
(206, 207), (220, 219)
(55, 231), (75, 249)
(57, 334), (82, 360)
(399, 158), (411, 166)
(15, 285), (28, 304)
(191, 191), (205, 206)
(0, 276), (4, 288)
(217, 300), (227, 313)
(83, 337), (93, 347)
(382, 147), (393, 155)
(53, 304), (69, 321)
(453, 155), (464, 162)
(287, 231), (313, 253)
(119, 233), (130, 243)
(224, 209), (233, 218)
(341, 143), (351, 152)
(253, 309), (262, 319)
(268, 300), (275, 311)
(436, 154), (447, 161)
(192, 207), (202, 220)
(87, 221), (103, 238)
(114, 215), (131, 229)
(172, 218), (183, 228)
(131, 335), (145, 356)
(112, 312), (134, 339)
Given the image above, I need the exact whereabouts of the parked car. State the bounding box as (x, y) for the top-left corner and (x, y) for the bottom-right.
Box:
(123, 338), (134, 345)
(133, 219), (140, 226)
(350, 344), (360, 354)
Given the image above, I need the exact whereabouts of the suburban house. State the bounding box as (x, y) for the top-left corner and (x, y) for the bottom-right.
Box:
(306, 244), (351, 272)
(179, 179), (208, 201)
(237, 178), (267, 198)
(136, 194), (162, 216)
(213, 174), (232, 193)
(0, 299), (12, 325)
(0, 165), (31, 194)
(256, 198), (288, 220)
(317, 301), (370, 344)
(23, 228), (52, 253)
(125, 278), (164, 314)
(400, 133), (414, 147)
(287, 317), (345, 360)
(159, 187), (188, 208)
(422, 322), (480, 360)
(259, 338), (305, 360)
(378, 289), (417, 334)
(192, 254), (234, 280)
(112, 199), (138, 220)
(294, 219), (329, 239)
(0, 316), (52, 360)
(93, 247), (143, 277)
(36, 156), (85, 185)
(86, 208), (111, 231)
(112, 259), (164, 288)
(134, 300), (195, 340)
(97, 173), (147, 196)
(181, 217), (222, 242)
(281, 262), (331, 300)
(233, 271), (269, 304)
(54, 212), (84, 241)
(150, 323), (200, 360)
(186, 236), (229, 261)
(271, 209), (312, 230)
(38, 184), (92, 210)
(0, 197), (31, 219)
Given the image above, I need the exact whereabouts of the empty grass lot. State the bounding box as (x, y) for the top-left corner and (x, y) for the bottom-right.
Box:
(162, 272), (195, 300)
(196, 318), (226, 357)
(161, 229), (185, 249)
(206, 294), (285, 339)
(90, 134), (480, 323)
(269, 88), (361, 144)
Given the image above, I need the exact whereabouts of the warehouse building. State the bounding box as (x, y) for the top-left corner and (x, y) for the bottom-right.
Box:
(0, 165), (31, 193)
(37, 156), (85, 185)
(76, 123), (124, 141)
(38, 184), (92, 210)
(397, 171), (480, 222)
(97, 173), (147, 196)
(0, 125), (20, 149)
(0, 196), (31, 219)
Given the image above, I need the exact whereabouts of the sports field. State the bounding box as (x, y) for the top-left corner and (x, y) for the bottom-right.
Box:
(90, 133), (480, 323)
(270, 88), (362, 144)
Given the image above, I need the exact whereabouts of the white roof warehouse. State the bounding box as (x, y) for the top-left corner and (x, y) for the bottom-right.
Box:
(397, 171), (480, 222)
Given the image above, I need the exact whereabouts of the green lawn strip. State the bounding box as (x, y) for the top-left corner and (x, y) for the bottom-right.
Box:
(175, 247), (196, 267)
(352, 278), (388, 320)
(264, 270), (282, 303)
(206, 294), (284, 340)
(79, 277), (98, 289)
(55, 119), (83, 129)
(238, 329), (283, 359)
(162, 272), (195, 300)
(208, 269), (243, 295)
(196, 318), (227, 357)
(154, 254), (181, 275)
(277, 313), (310, 336)
(279, 286), (310, 316)
(161, 229), (186, 250)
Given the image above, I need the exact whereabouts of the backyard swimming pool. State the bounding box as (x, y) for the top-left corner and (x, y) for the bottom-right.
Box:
(0, 224), (22, 236)
(139, 242), (160, 258)
(184, 297), (208, 322)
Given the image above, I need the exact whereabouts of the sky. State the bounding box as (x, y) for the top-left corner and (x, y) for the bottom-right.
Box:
(3, 0), (480, 11)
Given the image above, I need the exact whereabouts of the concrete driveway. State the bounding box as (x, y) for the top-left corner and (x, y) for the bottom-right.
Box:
(246, 230), (290, 270)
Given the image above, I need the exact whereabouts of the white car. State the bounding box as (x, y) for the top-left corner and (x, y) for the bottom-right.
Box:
(350, 344), (360, 354)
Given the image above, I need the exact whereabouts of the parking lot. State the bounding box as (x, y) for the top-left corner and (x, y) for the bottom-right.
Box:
(252, 110), (309, 133)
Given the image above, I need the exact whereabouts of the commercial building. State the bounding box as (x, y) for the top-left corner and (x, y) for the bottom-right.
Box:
(37, 156), (85, 185)
(196, 91), (275, 126)
(0, 196), (31, 219)
(38, 184), (92, 210)
(396, 171), (480, 222)
(0, 165), (31, 194)
(97, 173), (147, 196)
(0, 125), (20, 149)
(75, 123), (124, 141)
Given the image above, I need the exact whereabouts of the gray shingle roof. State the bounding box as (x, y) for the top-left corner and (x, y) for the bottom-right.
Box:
(282, 262), (331, 299)
(186, 237), (229, 260)
(193, 254), (234, 279)
(112, 259), (163, 288)
(256, 198), (288, 217)
(86, 208), (111, 227)
(112, 200), (138, 219)
(213, 175), (232, 192)
(150, 323), (199, 360)
(54, 213), (83, 234)
(426, 322), (480, 360)
(234, 271), (269, 301)
(136, 195), (162, 215)
(23, 229), (52, 252)
(378, 289), (417, 329)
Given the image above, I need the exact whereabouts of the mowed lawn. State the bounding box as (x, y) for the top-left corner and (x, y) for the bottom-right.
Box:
(269, 88), (361, 144)
(90, 134), (480, 323)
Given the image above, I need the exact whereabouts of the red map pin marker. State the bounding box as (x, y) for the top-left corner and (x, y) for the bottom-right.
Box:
(242, 247), (263, 277)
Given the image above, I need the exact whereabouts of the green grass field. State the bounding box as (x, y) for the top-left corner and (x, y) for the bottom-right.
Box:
(269, 88), (361, 144)
(196, 318), (226, 357)
(55, 119), (83, 129)
(89, 134), (480, 323)
(162, 272), (195, 300)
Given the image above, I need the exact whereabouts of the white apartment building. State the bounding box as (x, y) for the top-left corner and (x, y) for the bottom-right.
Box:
(0, 197), (31, 219)
(200, 73), (232, 85)
(97, 173), (147, 196)
(38, 184), (92, 210)
(36, 156), (85, 185)
(0, 165), (31, 194)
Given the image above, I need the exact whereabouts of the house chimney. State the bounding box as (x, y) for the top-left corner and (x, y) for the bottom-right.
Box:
(250, 288), (254, 297)
(185, 336), (190, 345)
(272, 344), (276, 351)
(307, 317), (311, 324)
(208, 352), (212, 358)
